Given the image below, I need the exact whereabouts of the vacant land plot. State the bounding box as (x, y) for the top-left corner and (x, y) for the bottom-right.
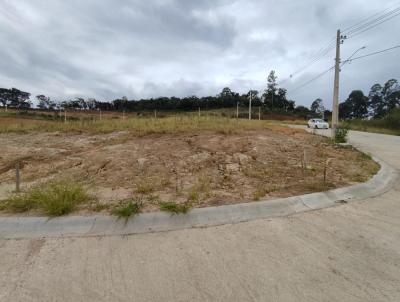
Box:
(0, 115), (379, 216)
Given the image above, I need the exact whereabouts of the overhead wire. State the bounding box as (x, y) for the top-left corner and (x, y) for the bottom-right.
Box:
(279, 5), (400, 92)
(343, 5), (400, 38)
(342, 45), (400, 63)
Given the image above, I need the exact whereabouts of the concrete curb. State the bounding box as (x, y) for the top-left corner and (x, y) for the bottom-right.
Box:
(0, 156), (397, 239)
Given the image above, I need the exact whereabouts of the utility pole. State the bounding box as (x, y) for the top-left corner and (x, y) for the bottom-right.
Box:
(331, 29), (341, 138)
(249, 92), (252, 120)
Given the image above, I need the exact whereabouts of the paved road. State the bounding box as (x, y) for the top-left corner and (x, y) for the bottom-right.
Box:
(1, 130), (400, 302)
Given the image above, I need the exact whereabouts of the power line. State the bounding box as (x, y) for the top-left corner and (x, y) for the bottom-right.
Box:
(342, 45), (400, 63)
(280, 6), (400, 90)
(344, 7), (400, 38)
(278, 38), (336, 86)
(342, 4), (399, 32)
(289, 65), (335, 93)
(289, 44), (400, 94)
(343, 5), (400, 35)
(348, 11), (400, 38)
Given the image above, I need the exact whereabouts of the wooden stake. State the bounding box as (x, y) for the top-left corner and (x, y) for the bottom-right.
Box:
(15, 162), (20, 192)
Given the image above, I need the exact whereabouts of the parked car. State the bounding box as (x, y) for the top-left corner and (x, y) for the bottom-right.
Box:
(307, 118), (329, 129)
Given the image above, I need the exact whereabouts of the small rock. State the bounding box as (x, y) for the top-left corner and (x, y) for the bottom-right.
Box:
(137, 158), (147, 169)
(226, 163), (240, 173)
(233, 153), (251, 165)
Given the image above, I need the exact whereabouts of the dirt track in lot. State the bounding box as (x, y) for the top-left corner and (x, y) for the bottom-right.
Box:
(0, 127), (378, 214)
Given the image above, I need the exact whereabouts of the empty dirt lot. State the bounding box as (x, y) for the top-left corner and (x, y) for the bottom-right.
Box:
(0, 118), (378, 215)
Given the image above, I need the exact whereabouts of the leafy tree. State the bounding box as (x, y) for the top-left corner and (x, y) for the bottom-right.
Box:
(294, 105), (311, 118)
(267, 70), (278, 94)
(368, 83), (384, 118)
(339, 90), (369, 120)
(36, 95), (51, 109)
(310, 98), (325, 115)
(0, 88), (30, 108)
(263, 70), (278, 110)
(382, 79), (400, 112)
(368, 79), (400, 118)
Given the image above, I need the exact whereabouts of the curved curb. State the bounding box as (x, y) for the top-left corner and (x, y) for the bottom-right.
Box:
(0, 156), (397, 239)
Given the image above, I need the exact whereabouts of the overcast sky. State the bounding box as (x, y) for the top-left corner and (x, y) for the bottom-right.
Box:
(1, 0), (399, 108)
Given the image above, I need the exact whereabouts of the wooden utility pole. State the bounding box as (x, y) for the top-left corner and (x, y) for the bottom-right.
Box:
(331, 29), (341, 138)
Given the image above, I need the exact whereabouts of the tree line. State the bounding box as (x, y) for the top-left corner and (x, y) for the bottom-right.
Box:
(339, 78), (400, 120)
(2, 73), (397, 121)
(0, 71), (318, 117)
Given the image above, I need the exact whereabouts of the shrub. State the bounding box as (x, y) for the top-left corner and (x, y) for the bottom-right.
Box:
(335, 128), (349, 143)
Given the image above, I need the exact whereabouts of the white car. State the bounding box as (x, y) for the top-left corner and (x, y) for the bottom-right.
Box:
(307, 119), (329, 129)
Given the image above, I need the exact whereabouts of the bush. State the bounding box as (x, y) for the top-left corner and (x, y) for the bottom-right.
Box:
(0, 180), (91, 216)
(335, 128), (349, 143)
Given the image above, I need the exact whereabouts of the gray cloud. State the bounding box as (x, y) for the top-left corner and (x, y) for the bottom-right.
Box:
(0, 0), (399, 108)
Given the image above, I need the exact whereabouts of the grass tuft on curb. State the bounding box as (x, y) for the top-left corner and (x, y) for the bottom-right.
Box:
(159, 201), (192, 214)
(112, 199), (143, 219)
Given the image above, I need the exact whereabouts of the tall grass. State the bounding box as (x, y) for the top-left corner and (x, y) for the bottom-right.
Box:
(343, 108), (400, 136)
(0, 180), (92, 216)
(0, 115), (278, 135)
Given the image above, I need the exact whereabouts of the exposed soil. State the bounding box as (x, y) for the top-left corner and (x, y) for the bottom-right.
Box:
(0, 127), (379, 214)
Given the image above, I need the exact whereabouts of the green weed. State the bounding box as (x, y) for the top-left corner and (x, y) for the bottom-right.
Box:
(159, 201), (192, 214)
(112, 199), (143, 219)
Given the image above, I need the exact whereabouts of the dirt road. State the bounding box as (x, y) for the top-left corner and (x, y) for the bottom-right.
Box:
(1, 130), (399, 302)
